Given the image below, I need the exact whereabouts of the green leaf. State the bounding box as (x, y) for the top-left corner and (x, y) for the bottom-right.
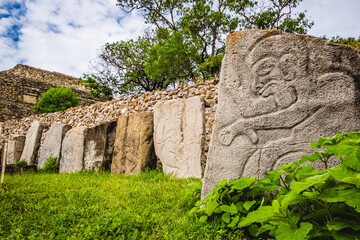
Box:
(258, 224), (276, 236)
(228, 215), (239, 228)
(329, 165), (360, 187)
(221, 212), (231, 223)
(327, 218), (360, 231)
(300, 152), (322, 163)
(291, 172), (331, 193)
(275, 222), (313, 240)
(238, 206), (276, 227)
(244, 200), (256, 211)
(220, 204), (236, 214)
(230, 177), (257, 190)
(205, 200), (219, 216)
(249, 224), (259, 237)
(199, 215), (208, 223)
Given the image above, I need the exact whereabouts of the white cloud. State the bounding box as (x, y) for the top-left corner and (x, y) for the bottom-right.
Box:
(0, 0), (359, 77)
(0, 0), (148, 77)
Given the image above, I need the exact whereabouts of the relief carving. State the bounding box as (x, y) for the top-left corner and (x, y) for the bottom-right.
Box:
(202, 30), (360, 197)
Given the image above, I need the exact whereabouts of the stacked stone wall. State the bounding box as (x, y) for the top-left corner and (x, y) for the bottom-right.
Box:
(0, 64), (105, 122)
(0, 79), (219, 167)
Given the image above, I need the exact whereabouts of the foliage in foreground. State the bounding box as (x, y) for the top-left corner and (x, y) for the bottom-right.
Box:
(0, 170), (241, 239)
(195, 131), (360, 239)
(38, 154), (59, 174)
(34, 87), (80, 114)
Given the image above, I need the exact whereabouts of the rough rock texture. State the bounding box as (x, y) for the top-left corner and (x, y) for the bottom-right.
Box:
(38, 123), (71, 168)
(111, 113), (156, 175)
(60, 127), (87, 173)
(202, 29), (360, 197)
(154, 96), (204, 178)
(1, 79), (218, 170)
(20, 121), (47, 165)
(6, 135), (25, 164)
(84, 122), (117, 171)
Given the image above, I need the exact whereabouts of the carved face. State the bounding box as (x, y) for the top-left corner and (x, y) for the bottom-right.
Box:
(251, 57), (284, 97)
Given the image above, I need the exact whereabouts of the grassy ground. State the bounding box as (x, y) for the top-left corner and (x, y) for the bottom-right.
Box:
(0, 171), (240, 239)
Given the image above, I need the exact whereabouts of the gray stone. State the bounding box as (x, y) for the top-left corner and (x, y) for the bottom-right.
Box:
(202, 29), (360, 197)
(111, 113), (156, 175)
(60, 126), (87, 173)
(6, 135), (25, 164)
(84, 122), (116, 171)
(154, 96), (204, 178)
(20, 121), (47, 165)
(38, 123), (71, 168)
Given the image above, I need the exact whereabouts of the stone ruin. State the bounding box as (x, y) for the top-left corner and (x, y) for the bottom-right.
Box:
(202, 29), (360, 197)
(1, 30), (360, 193)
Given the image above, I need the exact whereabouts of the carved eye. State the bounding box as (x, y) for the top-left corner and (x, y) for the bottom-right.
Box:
(257, 63), (275, 76)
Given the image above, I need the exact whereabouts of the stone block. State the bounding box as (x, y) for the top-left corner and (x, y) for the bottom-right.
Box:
(202, 29), (360, 197)
(20, 121), (47, 165)
(84, 122), (117, 171)
(111, 113), (156, 175)
(154, 96), (204, 178)
(60, 126), (87, 173)
(38, 123), (71, 168)
(6, 135), (25, 164)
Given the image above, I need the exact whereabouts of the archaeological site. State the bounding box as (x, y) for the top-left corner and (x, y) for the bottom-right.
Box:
(1, 29), (360, 197)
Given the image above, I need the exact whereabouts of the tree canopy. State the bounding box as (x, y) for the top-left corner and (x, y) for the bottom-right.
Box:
(83, 0), (314, 96)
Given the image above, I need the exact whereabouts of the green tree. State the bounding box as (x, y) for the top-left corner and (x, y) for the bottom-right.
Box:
(329, 36), (360, 51)
(34, 87), (80, 114)
(85, 0), (313, 96)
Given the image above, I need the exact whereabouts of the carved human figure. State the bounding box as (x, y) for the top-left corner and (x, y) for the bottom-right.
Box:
(202, 30), (360, 197)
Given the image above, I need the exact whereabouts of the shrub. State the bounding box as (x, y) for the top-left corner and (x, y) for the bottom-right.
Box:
(194, 131), (360, 239)
(14, 159), (27, 166)
(38, 154), (59, 173)
(33, 87), (80, 114)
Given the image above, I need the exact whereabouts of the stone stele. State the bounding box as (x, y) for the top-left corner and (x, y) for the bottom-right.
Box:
(111, 112), (156, 175)
(20, 121), (47, 165)
(6, 135), (25, 164)
(84, 122), (117, 172)
(154, 96), (204, 178)
(38, 123), (71, 168)
(202, 29), (360, 197)
(60, 126), (87, 173)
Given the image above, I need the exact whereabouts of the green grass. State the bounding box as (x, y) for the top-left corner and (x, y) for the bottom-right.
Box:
(0, 171), (239, 239)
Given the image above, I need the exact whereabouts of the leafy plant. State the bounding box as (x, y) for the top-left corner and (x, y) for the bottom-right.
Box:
(33, 87), (80, 114)
(194, 131), (360, 239)
(14, 159), (27, 166)
(38, 154), (59, 173)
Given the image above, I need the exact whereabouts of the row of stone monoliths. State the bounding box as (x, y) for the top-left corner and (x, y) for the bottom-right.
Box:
(5, 96), (205, 178)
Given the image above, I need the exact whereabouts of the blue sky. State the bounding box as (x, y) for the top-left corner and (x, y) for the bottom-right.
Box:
(0, 0), (359, 77)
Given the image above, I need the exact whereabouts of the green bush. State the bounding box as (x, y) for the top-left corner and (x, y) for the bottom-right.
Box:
(14, 159), (27, 166)
(194, 131), (360, 239)
(33, 87), (80, 114)
(38, 154), (59, 173)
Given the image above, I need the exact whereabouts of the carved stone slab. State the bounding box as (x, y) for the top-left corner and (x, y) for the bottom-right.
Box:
(154, 96), (204, 178)
(38, 123), (71, 168)
(6, 135), (25, 164)
(60, 126), (87, 173)
(20, 121), (47, 165)
(84, 122), (117, 171)
(202, 29), (360, 197)
(111, 113), (156, 175)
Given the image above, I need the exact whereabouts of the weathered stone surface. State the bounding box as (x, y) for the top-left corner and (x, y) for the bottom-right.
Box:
(84, 122), (117, 171)
(60, 126), (87, 173)
(6, 135), (25, 164)
(154, 96), (204, 178)
(202, 29), (360, 197)
(20, 121), (47, 165)
(38, 123), (71, 168)
(111, 113), (156, 175)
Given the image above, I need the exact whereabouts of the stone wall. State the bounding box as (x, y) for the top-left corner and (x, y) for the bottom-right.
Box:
(0, 64), (105, 122)
(0, 79), (219, 168)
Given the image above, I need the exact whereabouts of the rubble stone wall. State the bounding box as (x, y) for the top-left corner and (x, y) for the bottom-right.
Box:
(1, 79), (219, 168)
